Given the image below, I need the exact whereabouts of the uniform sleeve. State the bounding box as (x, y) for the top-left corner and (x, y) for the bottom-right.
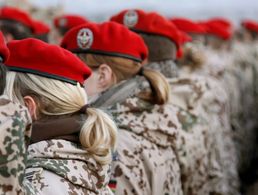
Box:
(0, 96), (34, 195)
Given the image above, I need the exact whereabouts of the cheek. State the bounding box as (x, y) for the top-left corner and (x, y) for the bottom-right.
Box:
(84, 74), (98, 97)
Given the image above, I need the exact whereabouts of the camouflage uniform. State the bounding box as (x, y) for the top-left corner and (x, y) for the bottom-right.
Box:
(231, 41), (258, 189)
(148, 60), (240, 195)
(0, 95), (35, 195)
(195, 47), (240, 195)
(26, 139), (113, 195)
(108, 96), (183, 195)
(0, 95), (112, 195)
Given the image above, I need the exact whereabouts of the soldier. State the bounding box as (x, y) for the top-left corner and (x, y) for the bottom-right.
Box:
(53, 14), (89, 44)
(61, 21), (183, 195)
(0, 6), (35, 42)
(170, 17), (207, 76)
(233, 20), (258, 193)
(197, 19), (241, 194)
(0, 31), (34, 194)
(171, 17), (207, 43)
(111, 10), (240, 194)
(4, 38), (117, 194)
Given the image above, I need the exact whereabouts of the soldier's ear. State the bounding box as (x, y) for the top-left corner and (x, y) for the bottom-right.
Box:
(23, 96), (38, 120)
(97, 64), (115, 89)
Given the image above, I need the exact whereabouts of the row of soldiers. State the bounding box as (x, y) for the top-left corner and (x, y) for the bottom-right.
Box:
(0, 5), (258, 195)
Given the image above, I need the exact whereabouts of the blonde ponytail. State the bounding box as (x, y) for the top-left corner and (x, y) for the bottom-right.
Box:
(141, 68), (170, 105)
(78, 53), (170, 105)
(80, 108), (117, 165)
(5, 72), (117, 165)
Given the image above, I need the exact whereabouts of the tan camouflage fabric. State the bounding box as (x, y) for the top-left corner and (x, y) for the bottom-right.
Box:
(167, 77), (213, 195)
(147, 60), (239, 194)
(0, 95), (35, 195)
(26, 139), (113, 195)
(0, 95), (113, 195)
(203, 43), (258, 188)
(231, 41), (258, 178)
(108, 96), (183, 195)
(169, 75), (239, 195)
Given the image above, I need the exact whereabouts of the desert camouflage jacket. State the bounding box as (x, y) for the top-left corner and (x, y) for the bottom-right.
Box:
(0, 95), (113, 195)
(91, 76), (183, 194)
(147, 60), (240, 195)
(231, 41), (258, 180)
(108, 96), (183, 195)
(169, 75), (240, 195)
(0, 95), (34, 195)
(25, 139), (113, 195)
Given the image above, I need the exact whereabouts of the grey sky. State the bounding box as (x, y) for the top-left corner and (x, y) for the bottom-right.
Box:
(29, 0), (258, 23)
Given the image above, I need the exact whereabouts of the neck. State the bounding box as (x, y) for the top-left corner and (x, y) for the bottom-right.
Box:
(146, 59), (178, 78)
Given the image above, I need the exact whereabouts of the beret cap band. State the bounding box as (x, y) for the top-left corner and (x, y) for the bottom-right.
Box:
(6, 38), (91, 85)
(7, 66), (79, 85)
(71, 49), (143, 62)
(61, 22), (148, 62)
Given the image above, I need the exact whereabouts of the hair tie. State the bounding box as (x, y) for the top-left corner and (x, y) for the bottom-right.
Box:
(137, 67), (145, 76)
(79, 104), (89, 113)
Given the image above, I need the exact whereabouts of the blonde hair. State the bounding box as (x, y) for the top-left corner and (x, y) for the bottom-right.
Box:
(178, 43), (205, 70)
(77, 54), (170, 105)
(5, 71), (117, 165)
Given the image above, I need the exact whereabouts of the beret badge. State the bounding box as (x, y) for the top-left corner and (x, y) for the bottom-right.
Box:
(123, 10), (138, 28)
(77, 28), (93, 50)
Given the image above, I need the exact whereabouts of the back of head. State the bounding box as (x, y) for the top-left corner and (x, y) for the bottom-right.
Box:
(54, 15), (89, 36)
(0, 7), (34, 40)
(199, 20), (233, 50)
(178, 43), (206, 70)
(139, 33), (177, 62)
(241, 20), (258, 41)
(5, 38), (117, 165)
(170, 17), (207, 44)
(110, 9), (181, 62)
(61, 21), (170, 105)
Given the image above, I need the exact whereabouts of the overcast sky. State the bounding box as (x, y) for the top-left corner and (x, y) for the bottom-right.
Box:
(29, 0), (258, 24)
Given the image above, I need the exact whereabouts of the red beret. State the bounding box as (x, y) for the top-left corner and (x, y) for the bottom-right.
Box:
(5, 38), (91, 85)
(0, 6), (34, 32)
(0, 31), (9, 63)
(179, 30), (192, 44)
(176, 47), (183, 59)
(54, 15), (88, 30)
(199, 21), (232, 40)
(110, 9), (181, 49)
(61, 21), (148, 62)
(242, 20), (258, 33)
(32, 20), (50, 35)
(176, 31), (192, 59)
(170, 17), (207, 34)
(206, 18), (232, 30)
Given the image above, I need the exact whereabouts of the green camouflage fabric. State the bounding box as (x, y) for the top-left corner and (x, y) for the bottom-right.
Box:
(26, 139), (113, 195)
(0, 95), (36, 195)
(108, 96), (183, 195)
